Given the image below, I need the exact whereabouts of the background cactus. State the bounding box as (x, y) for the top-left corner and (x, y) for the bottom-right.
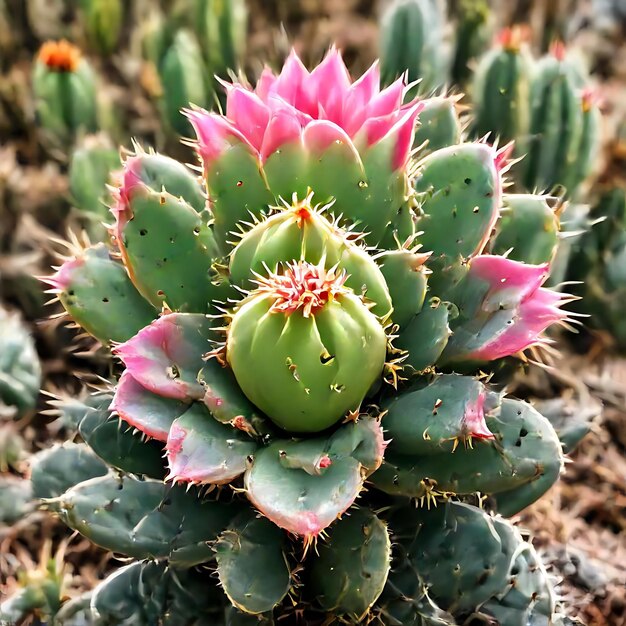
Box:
(0, 306), (41, 418)
(29, 48), (586, 624)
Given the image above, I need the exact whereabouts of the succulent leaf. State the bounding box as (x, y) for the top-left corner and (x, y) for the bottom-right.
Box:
(215, 512), (291, 614)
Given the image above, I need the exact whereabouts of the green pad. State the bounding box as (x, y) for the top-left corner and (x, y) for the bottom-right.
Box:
(128, 152), (207, 213)
(395, 298), (451, 372)
(205, 143), (274, 253)
(414, 97), (462, 156)
(479, 542), (556, 626)
(55, 244), (155, 345)
(414, 143), (500, 261)
(200, 359), (271, 436)
(30, 442), (107, 499)
(389, 501), (550, 614)
(113, 313), (214, 402)
(378, 551), (456, 626)
(326, 417), (387, 475)
(245, 440), (363, 538)
(310, 507), (391, 620)
(382, 375), (498, 455)
(120, 185), (228, 312)
(49, 473), (241, 566)
(215, 512), (291, 614)
(372, 398), (563, 501)
(110, 371), (190, 441)
(491, 194), (559, 265)
(166, 403), (258, 485)
(376, 249), (429, 328)
(0, 476), (34, 524)
(77, 392), (167, 479)
(360, 136), (415, 247)
(90, 561), (225, 626)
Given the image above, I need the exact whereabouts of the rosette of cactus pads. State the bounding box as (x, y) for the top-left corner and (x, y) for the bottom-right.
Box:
(44, 49), (579, 624)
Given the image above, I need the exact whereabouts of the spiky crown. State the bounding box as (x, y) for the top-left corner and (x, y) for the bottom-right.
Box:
(253, 261), (350, 318)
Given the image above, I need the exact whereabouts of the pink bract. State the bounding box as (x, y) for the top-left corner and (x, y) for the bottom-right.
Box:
(467, 256), (568, 360)
(186, 48), (422, 172)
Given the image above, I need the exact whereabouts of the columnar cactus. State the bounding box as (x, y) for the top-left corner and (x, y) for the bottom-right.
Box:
(41, 50), (578, 624)
(33, 39), (98, 147)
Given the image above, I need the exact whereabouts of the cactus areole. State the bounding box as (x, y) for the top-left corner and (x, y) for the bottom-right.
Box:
(46, 49), (578, 623)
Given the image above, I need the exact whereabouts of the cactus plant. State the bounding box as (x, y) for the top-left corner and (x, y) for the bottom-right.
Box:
(380, 0), (446, 96)
(568, 187), (626, 348)
(41, 49), (577, 624)
(0, 306), (41, 418)
(33, 39), (98, 148)
(471, 26), (532, 146)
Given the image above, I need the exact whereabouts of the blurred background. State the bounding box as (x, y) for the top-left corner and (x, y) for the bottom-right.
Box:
(0, 0), (625, 624)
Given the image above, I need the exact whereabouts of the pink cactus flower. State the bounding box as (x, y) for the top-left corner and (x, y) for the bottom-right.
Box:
(186, 48), (423, 174)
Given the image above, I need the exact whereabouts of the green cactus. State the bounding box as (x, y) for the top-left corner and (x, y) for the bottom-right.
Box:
(79, 0), (123, 55)
(380, 0), (446, 95)
(0, 546), (67, 625)
(45, 243), (156, 345)
(0, 307), (41, 418)
(389, 501), (557, 622)
(450, 0), (491, 87)
(490, 194), (560, 265)
(40, 50), (576, 624)
(413, 96), (463, 157)
(69, 133), (120, 237)
(310, 507), (391, 620)
(523, 45), (587, 194)
(159, 30), (210, 137)
(33, 39), (98, 148)
(30, 442), (108, 499)
(0, 475), (34, 524)
(471, 26), (532, 145)
(194, 0), (247, 77)
(568, 187), (626, 348)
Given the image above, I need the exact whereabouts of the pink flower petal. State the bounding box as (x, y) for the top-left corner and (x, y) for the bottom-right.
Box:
(367, 78), (405, 119)
(463, 390), (494, 440)
(389, 103), (423, 171)
(225, 85), (271, 152)
(113, 313), (208, 401)
(359, 103), (422, 171)
(260, 99), (305, 162)
(302, 119), (357, 154)
(342, 61), (381, 136)
(110, 370), (189, 442)
(466, 288), (566, 361)
(310, 47), (351, 119)
(185, 108), (259, 171)
(255, 66), (277, 101)
(470, 256), (550, 311)
(274, 50), (316, 116)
